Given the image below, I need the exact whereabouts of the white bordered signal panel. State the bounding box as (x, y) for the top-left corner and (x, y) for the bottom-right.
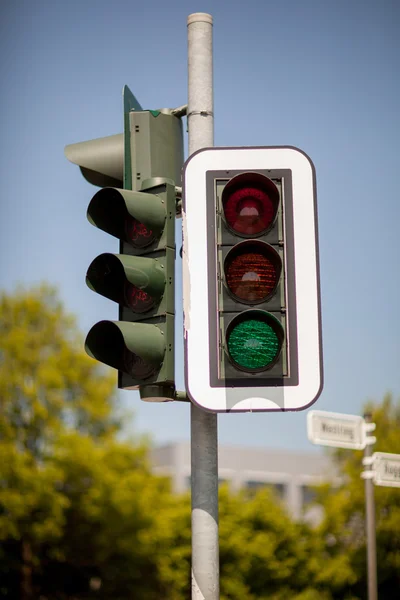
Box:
(182, 147), (323, 413)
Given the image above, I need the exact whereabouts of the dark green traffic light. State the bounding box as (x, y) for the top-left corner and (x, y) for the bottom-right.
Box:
(83, 180), (176, 397)
(65, 85), (183, 400)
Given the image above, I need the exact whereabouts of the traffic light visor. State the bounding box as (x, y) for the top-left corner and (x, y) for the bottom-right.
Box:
(87, 188), (166, 248)
(85, 320), (165, 380)
(86, 253), (166, 313)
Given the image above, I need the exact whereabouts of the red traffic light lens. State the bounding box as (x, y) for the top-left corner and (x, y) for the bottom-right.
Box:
(125, 216), (157, 249)
(124, 283), (155, 313)
(222, 173), (280, 237)
(224, 241), (281, 304)
(226, 311), (284, 372)
(224, 188), (274, 235)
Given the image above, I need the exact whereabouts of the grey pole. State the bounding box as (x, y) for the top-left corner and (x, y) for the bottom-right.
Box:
(187, 13), (219, 600)
(364, 412), (378, 600)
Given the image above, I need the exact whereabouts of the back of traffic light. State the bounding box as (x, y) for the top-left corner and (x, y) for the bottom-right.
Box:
(182, 146), (323, 412)
(65, 85), (183, 401)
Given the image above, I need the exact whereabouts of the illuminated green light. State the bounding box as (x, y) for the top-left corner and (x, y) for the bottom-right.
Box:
(227, 318), (280, 370)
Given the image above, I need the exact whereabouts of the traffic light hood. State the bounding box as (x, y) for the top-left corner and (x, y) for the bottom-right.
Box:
(85, 320), (165, 377)
(87, 187), (166, 244)
(65, 134), (124, 188)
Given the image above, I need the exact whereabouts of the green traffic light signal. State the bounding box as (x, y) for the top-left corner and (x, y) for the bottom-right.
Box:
(226, 310), (284, 372)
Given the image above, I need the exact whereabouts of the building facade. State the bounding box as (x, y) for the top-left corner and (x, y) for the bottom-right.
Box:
(151, 442), (337, 521)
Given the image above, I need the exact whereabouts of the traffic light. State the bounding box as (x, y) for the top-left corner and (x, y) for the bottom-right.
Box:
(216, 171), (288, 379)
(84, 179), (176, 400)
(65, 86), (183, 401)
(182, 146), (323, 412)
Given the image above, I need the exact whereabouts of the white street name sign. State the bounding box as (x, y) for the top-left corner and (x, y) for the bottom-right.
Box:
(372, 452), (400, 488)
(307, 410), (367, 450)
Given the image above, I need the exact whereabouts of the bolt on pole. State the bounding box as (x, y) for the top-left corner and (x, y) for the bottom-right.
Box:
(187, 12), (219, 600)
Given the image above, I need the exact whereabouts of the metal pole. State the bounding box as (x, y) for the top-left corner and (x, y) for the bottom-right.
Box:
(364, 412), (378, 600)
(187, 13), (219, 600)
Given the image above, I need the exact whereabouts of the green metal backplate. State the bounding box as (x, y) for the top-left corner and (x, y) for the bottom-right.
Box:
(123, 85), (143, 190)
(118, 182), (175, 389)
(130, 111), (184, 191)
(117, 102), (177, 392)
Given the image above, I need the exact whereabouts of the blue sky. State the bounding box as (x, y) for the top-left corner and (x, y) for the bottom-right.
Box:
(0, 0), (399, 452)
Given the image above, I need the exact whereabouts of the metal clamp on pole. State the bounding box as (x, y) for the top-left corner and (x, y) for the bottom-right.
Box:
(361, 471), (375, 479)
(364, 422), (377, 432)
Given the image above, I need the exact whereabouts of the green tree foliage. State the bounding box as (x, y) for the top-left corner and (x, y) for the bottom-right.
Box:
(40, 431), (185, 600)
(0, 285), (114, 596)
(2, 286), (400, 599)
(313, 394), (400, 599)
(142, 484), (335, 600)
(217, 485), (326, 600)
(0, 284), (117, 449)
(0, 285), (189, 599)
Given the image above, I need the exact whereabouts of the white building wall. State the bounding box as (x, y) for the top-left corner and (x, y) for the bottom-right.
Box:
(151, 442), (337, 520)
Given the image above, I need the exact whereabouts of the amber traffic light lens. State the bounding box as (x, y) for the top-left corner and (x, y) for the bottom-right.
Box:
(224, 241), (281, 304)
